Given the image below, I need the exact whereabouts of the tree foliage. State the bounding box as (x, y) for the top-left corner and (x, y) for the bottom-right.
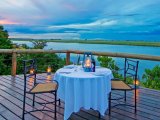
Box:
(0, 25), (12, 49)
(15, 40), (65, 74)
(141, 65), (160, 90)
(31, 40), (47, 49)
(97, 56), (122, 79)
(97, 56), (160, 89)
(97, 56), (135, 84)
(0, 25), (12, 75)
(16, 53), (65, 74)
(0, 25), (65, 75)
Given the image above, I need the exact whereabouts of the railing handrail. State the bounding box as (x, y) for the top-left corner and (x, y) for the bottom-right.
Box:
(0, 49), (160, 61)
(0, 49), (68, 54)
(1, 49), (160, 76)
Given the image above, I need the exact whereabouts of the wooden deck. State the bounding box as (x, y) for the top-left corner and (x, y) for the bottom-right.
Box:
(0, 74), (160, 120)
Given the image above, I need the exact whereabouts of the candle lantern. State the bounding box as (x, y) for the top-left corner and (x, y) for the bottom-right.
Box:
(83, 52), (95, 72)
(30, 68), (34, 74)
(47, 66), (52, 75)
(85, 57), (91, 68)
(133, 79), (139, 88)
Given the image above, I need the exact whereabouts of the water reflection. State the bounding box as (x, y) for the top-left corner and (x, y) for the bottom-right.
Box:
(28, 76), (34, 89)
(46, 75), (52, 83)
(132, 89), (140, 102)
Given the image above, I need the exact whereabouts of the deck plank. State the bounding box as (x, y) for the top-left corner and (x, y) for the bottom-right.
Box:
(0, 75), (160, 120)
(0, 76), (63, 120)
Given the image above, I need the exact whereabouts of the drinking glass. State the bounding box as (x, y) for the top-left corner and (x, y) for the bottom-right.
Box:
(79, 60), (83, 67)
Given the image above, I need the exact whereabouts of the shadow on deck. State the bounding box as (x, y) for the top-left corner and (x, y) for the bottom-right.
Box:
(0, 74), (160, 120)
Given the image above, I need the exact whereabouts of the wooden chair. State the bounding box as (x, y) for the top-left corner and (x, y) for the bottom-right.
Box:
(108, 58), (139, 115)
(22, 59), (59, 120)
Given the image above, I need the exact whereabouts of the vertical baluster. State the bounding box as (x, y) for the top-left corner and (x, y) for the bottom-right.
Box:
(12, 52), (17, 76)
(66, 51), (70, 65)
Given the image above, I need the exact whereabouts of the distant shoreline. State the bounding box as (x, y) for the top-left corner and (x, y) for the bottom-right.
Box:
(11, 39), (160, 47)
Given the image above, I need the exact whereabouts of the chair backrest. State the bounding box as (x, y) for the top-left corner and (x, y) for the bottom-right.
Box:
(124, 58), (139, 85)
(23, 59), (37, 86)
(76, 54), (81, 65)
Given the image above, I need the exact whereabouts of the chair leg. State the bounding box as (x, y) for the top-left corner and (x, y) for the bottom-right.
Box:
(22, 92), (26, 120)
(135, 89), (137, 113)
(98, 111), (101, 118)
(124, 90), (126, 102)
(58, 99), (61, 106)
(109, 92), (111, 115)
(32, 94), (35, 107)
(55, 91), (57, 120)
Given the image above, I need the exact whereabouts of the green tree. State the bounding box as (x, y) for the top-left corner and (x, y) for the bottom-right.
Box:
(141, 65), (160, 90)
(97, 56), (122, 78)
(0, 25), (65, 75)
(97, 56), (135, 84)
(16, 40), (65, 74)
(0, 25), (12, 49)
(0, 25), (12, 75)
(31, 40), (47, 49)
(16, 53), (65, 74)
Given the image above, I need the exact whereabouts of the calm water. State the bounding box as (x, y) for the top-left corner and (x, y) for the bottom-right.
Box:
(13, 41), (160, 79)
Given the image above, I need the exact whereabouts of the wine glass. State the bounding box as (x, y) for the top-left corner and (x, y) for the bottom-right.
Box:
(73, 62), (78, 72)
(79, 60), (83, 67)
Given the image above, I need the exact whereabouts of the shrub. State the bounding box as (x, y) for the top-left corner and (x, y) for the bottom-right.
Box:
(97, 56), (122, 79)
(141, 65), (160, 90)
(97, 56), (136, 85)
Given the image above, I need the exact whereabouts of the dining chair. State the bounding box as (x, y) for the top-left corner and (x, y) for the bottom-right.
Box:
(22, 59), (59, 120)
(76, 54), (81, 65)
(108, 58), (139, 115)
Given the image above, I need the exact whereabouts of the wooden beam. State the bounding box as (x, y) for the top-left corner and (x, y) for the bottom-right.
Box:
(0, 49), (67, 54)
(0, 49), (160, 61)
(0, 48), (159, 77)
(66, 51), (70, 65)
(68, 50), (160, 61)
(11, 52), (17, 77)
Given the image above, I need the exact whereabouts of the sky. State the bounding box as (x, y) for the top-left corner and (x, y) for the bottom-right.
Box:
(0, 0), (160, 41)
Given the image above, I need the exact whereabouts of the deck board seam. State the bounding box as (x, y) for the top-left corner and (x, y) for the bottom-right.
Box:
(0, 78), (65, 115)
(0, 84), (63, 119)
(0, 101), (22, 120)
(1, 75), (160, 120)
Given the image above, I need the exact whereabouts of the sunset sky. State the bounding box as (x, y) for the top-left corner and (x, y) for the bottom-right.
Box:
(0, 0), (160, 40)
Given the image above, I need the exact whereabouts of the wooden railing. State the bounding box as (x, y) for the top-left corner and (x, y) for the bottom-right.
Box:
(0, 49), (160, 76)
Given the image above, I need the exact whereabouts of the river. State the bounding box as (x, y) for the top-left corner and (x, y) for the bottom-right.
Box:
(12, 41), (160, 79)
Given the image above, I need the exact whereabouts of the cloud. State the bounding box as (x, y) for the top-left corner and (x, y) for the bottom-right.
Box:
(107, 13), (140, 17)
(49, 19), (117, 29)
(1, 0), (160, 40)
(0, 19), (19, 25)
(9, 32), (80, 39)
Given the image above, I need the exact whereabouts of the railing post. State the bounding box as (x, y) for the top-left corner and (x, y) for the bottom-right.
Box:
(12, 52), (17, 76)
(66, 51), (70, 65)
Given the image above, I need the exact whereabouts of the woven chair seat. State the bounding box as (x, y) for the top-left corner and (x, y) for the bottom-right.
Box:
(111, 80), (132, 90)
(30, 82), (57, 93)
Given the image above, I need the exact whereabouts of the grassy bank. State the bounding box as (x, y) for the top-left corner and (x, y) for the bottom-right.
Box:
(11, 39), (160, 47)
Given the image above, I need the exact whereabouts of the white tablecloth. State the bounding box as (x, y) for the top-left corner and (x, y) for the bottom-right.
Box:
(54, 65), (113, 120)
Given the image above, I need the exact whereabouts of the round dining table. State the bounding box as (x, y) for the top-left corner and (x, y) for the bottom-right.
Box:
(54, 65), (113, 120)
